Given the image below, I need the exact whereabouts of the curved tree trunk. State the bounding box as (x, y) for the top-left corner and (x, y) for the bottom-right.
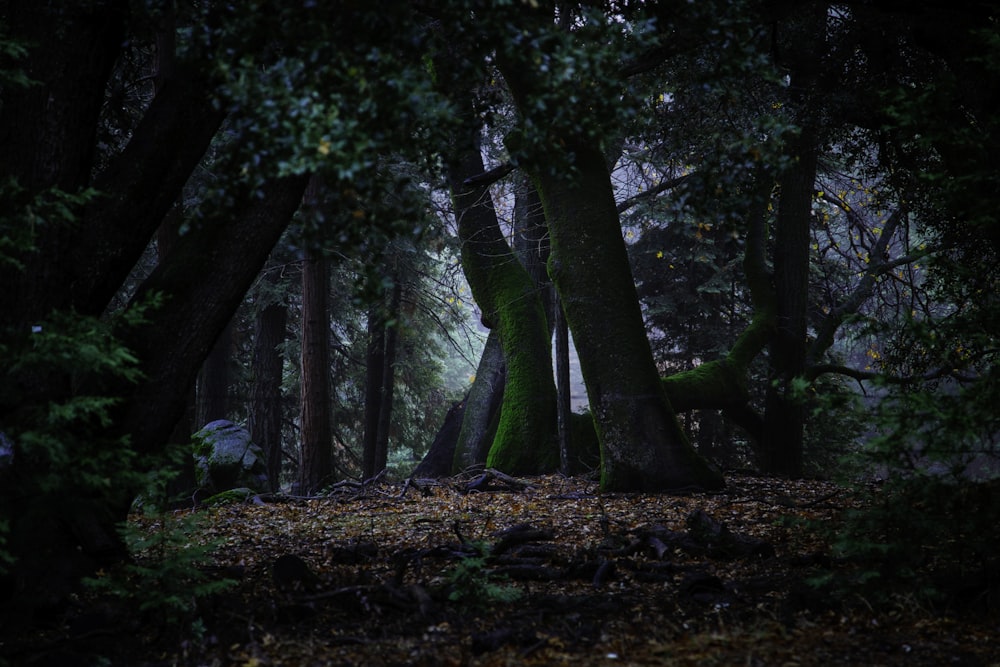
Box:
(529, 142), (724, 492)
(452, 330), (506, 471)
(447, 132), (558, 475)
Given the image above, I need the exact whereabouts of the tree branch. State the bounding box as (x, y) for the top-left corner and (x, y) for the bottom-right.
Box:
(461, 161), (516, 189)
(615, 173), (692, 214)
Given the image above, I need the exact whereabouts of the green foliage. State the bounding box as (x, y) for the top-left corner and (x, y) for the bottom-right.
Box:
(84, 507), (235, 629)
(446, 541), (522, 609)
(86, 453), (236, 632)
(0, 29), (38, 88)
(0, 180), (100, 271)
(0, 302), (155, 572)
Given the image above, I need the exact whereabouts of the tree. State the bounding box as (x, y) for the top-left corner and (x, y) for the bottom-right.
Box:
(249, 258), (289, 492)
(362, 260), (403, 480)
(447, 136), (559, 474)
(0, 0), (447, 620)
(298, 185), (333, 493)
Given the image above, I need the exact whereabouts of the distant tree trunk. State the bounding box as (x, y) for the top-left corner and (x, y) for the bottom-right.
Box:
(447, 130), (558, 475)
(761, 138), (816, 477)
(363, 270), (402, 479)
(554, 294), (572, 474)
(249, 259), (288, 492)
(197, 321), (232, 427)
(362, 298), (387, 478)
(452, 330), (506, 471)
(413, 397), (467, 478)
(761, 7), (824, 478)
(375, 277), (402, 472)
(297, 178), (333, 492)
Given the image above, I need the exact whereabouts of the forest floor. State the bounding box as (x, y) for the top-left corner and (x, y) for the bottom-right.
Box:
(11, 472), (1000, 666)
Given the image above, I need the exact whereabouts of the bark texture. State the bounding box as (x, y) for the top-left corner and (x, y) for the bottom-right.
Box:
(298, 249), (332, 493)
(530, 143), (724, 492)
(249, 261), (288, 492)
(452, 330), (506, 471)
(448, 133), (558, 475)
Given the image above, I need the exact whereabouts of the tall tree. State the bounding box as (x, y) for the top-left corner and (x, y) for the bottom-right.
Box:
(492, 7), (724, 492)
(362, 265), (403, 479)
(249, 258), (289, 492)
(446, 126), (559, 474)
(298, 221), (333, 493)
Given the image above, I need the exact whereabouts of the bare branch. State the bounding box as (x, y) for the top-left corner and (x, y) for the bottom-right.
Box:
(615, 173), (692, 214)
(461, 161), (516, 189)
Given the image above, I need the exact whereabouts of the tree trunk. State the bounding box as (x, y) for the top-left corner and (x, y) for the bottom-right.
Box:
(197, 321), (232, 427)
(760, 6), (825, 478)
(362, 271), (402, 479)
(362, 298), (388, 479)
(413, 397), (468, 478)
(529, 143), (724, 492)
(447, 131), (558, 475)
(554, 293), (573, 474)
(374, 277), (402, 476)
(760, 136), (816, 477)
(298, 247), (333, 493)
(249, 260), (288, 493)
(452, 330), (506, 471)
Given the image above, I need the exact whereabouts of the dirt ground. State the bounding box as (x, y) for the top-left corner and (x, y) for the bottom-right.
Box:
(8, 473), (999, 666)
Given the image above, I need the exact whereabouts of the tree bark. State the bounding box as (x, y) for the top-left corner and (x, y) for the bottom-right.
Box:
(249, 259), (288, 492)
(452, 330), (506, 471)
(197, 321), (233, 427)
(554, 293), (573, 474)
(447, 131), (558, 475)
(760, 5), (825, 478)
(528, 142), (724, 492)
(362, 298), (388, 479)
(298, 247), (333, 493)
(375, 277), (402, 476)
(362, 270), (402, 479)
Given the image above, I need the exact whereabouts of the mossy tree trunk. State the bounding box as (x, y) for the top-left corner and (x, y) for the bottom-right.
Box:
(452, 329), (506, 471)
(447, 131), (558, 475)
(529, 142), (724, 492)
(660, 174), (776, 439)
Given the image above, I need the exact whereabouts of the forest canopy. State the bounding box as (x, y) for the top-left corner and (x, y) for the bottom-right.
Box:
(0, 0), (997, 638)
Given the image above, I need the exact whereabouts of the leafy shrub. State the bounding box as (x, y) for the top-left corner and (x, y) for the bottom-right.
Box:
(446, 541), (522, 608)
(86, 457), (237, 634)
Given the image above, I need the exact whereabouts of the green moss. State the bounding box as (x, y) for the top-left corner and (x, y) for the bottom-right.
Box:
(451, 146), (559, 476)
(485, 277), (559, 474)
(530, 143), (724, 493)
(662, 359), (748, 412)
(201, 487), (255, 506)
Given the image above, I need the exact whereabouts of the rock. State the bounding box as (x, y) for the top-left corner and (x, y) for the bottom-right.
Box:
(193, 420), (269, 495)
